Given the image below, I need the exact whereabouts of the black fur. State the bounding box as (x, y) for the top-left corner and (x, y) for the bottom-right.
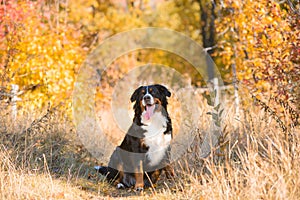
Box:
(97, 84), (174, 189)
(131, 84), (172, 134)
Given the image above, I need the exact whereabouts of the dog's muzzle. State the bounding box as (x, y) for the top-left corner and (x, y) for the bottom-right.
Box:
(142, 94), (154, 106)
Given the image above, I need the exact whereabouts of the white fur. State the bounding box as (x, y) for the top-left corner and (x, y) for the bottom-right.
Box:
(141, 111), (171, 167)
(142, 86), (155, 106)
(142, 95), (154, 107)
(116, 183), (125, 189)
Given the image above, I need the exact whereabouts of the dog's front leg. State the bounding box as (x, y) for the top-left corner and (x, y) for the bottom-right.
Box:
(134, 172), (144, 192)
(164, 164), (175, 179)
(134, 160), (144, 192)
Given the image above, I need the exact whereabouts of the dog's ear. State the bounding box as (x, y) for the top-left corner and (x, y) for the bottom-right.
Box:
(130, 86), (143, 102)
(155, 84), (171, 97)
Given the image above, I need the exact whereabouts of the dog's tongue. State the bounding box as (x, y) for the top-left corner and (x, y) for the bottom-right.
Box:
(145, 105), (155, 120)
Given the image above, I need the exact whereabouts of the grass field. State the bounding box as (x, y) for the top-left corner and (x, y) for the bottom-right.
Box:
(0, 94), (299, 200)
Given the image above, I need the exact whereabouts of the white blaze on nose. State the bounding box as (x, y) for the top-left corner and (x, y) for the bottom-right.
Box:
(142, 86), (154, 106)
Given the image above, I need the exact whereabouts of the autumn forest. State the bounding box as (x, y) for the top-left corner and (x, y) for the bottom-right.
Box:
(0, 0), (299, 199)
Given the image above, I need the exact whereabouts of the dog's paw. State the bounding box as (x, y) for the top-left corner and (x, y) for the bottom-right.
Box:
(135, 187), (144, 193)
(116, 183), (125, 189)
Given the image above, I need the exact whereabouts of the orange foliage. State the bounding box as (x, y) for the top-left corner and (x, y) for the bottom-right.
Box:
(0, 1), (84, 111)
(216, 0), (299, 103)
(1, 0), (299, 115)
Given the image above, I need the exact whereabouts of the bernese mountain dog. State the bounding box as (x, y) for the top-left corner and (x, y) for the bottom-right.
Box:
(96, 84), (174, 192)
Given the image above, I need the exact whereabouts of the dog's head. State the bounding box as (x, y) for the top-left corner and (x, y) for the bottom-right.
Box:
(130, 84), (171, 124)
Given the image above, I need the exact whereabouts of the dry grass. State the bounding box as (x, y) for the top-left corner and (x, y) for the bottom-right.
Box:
(0, 149), (96, 200)
(0, 94), (299, 200)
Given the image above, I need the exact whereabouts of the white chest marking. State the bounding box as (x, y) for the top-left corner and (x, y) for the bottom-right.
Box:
(141, 112), (171, 166)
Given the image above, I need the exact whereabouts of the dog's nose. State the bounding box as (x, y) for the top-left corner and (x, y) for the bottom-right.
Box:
(143, 95), (151, 100)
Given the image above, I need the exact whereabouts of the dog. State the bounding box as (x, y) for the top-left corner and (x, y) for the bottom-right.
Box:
(96, 84), (174, 191)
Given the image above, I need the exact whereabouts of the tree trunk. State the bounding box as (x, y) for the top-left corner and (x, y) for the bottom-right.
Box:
(197, 0), (221, 159)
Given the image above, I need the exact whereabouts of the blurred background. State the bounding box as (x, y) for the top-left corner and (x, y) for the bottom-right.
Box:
(1, 0), (298, 116)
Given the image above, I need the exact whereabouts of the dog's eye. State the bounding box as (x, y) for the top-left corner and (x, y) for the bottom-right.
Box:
(150, 88), (157, 94)
(141, 89), (145, 94)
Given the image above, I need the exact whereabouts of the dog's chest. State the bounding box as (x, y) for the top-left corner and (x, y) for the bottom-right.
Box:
(141, 112), (171, 166)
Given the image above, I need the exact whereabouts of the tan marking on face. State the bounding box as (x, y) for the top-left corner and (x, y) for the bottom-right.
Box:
(154, 98), (161, 105)
(140, 100), (145, 112)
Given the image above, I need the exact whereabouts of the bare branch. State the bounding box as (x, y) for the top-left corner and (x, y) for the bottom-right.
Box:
(287, 0), (300, 15)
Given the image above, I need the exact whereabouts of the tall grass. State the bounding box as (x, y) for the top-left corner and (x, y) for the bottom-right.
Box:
(0, 94), (299, 199)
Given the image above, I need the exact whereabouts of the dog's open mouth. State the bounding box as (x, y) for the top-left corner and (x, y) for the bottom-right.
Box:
(144, 104), (156, 120)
